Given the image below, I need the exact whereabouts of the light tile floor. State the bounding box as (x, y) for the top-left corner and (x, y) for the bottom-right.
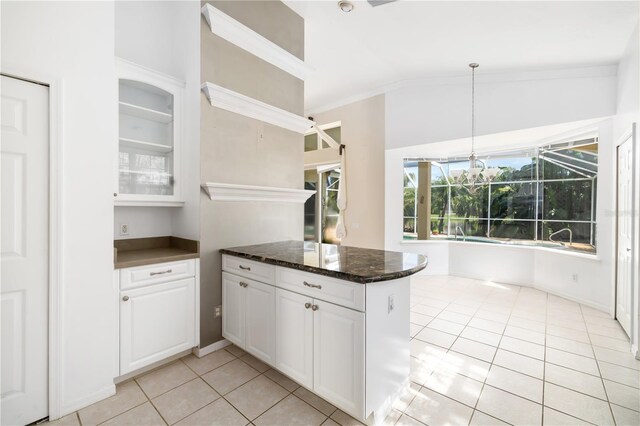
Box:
(48, 275), (640, 426)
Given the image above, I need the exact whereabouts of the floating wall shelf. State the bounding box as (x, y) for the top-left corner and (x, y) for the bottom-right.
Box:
(201, 82), (314, 134)
(201, 3), (311, 81)
(202, 182), (315, 203)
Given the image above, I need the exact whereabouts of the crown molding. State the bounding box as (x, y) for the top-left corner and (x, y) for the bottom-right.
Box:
(202, 82), (314, 134)
(201, 3), (311, 81)
(305, 64), (618, 116)
(202, 182), (316, 203)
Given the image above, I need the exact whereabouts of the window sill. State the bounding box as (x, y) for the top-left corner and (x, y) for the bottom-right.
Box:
(398, 239), (600, 261)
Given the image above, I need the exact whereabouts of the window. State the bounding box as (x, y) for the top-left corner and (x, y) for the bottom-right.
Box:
(402, 138), (598, 253)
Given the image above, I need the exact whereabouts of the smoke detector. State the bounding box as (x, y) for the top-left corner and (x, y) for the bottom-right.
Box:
(338, 1), (354, 13)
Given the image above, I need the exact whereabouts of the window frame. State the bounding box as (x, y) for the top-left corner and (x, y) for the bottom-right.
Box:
(403, 137), (598, 252)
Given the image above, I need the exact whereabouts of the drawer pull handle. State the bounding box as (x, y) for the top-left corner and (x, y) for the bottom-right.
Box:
(150, 269), (172, 276)
(303, 281), (322, 290)
(311, 304), (319, 311)
(239, 282), (248, 288)
(304, 302), (311, 309)
(122, 296), (129, 302)
(239, 265), (251, 271)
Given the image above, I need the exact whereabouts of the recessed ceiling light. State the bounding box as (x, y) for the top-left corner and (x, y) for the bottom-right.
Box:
(338, 1), (354, 13)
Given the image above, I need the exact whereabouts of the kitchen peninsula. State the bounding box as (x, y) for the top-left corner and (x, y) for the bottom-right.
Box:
(220, 241), (427, 424)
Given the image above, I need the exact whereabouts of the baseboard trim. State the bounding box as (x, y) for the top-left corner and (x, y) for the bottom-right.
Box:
(533, 285), (610, 313)
(61, 383), (115, 417)
(448, 273), (610, 314)
(114, 349), (194, 384)
(194, 339), (231, 358)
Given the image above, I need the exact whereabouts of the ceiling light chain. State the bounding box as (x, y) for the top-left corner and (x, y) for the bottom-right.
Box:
(449, 63), (501, 192)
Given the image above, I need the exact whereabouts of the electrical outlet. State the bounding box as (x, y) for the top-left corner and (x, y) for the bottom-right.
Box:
(214, 305), (222, 318)
(388, 294), (394, 313)
(119, 223), (129, 236)
(572, 273), (579, 282)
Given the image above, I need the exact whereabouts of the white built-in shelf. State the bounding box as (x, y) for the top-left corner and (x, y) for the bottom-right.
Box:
(202, 182), (315, 203)
(201, 3), (311, 81)
(119, 137), (173, 153)
(201, 82), (314, 134)
(115, 199), (185, 207)
(119, 101), (173, 124)
(119, 169), (173, 178)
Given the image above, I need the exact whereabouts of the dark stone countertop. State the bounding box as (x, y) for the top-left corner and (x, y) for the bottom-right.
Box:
(220, 240), (427, 284)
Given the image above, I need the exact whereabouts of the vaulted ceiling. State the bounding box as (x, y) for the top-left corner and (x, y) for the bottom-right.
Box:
(285, 1), (639, 113)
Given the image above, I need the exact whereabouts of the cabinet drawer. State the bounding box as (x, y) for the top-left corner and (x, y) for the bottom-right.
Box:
(276, 267), (365, 312)
(120, 259), (196, 290)
(222, 255), (275, 285)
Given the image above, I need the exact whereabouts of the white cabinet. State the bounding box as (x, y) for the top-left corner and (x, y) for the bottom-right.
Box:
(115, 58), (185, 206)
(275, 288), (313, 388)
(221, 272), (276, 365)
(222, 272), (245, 348)
(221, 254), (410, 424)
(313, 300), (365, 418)
(274, 287), (365, 417)
(118, 259), (199, 376)
(245, 280), (276, 365)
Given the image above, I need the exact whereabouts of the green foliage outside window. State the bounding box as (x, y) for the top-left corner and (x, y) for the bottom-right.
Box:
(403, 142), (598, 252)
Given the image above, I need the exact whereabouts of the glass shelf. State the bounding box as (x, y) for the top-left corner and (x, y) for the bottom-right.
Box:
(119, 101), (173, 124)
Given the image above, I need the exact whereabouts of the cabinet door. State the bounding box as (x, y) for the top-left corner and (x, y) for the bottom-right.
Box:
(245, 280), (276, 365)
(120, 278), (195, 375)
(313, 300), (365, 419)
(275, 288), (313, 388)
(222, 272), (245, 349)
(115, 59), (184, 206)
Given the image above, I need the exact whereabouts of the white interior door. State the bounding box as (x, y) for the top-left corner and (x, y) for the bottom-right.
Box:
(616, 134), (633, 337)
(1, 75), (49, 425)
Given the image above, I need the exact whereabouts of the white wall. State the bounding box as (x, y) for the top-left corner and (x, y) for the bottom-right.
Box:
(614, 26), (640, 141)
(114, 1), (201, 241)
(1, 1), (117, 416)
(384, 65), (619, 311)
(386, 66), (617, 149)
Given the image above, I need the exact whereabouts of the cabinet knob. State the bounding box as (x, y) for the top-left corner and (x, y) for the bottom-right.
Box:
(311, 304), (319, 311)
(122, 295), (129, 301)
(304, 302), (311, 309)
(113, 193), (118, 197)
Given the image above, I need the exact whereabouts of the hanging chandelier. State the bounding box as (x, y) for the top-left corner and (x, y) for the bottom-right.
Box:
(449, 63), (501, 192)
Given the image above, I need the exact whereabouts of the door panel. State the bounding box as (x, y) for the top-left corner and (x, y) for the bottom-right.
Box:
(245, 280), (275, 365)
(120, 278), (195, 374)
(222, 272), (245, 348)
(275, 288), (313, 388)
(313, 300), (365, 419)
(616, 135), (633, 336)
(1, 75), (49, 425)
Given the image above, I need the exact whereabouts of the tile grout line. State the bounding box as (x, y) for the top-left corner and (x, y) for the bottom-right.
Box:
(472, 285), (519, 418)
(541, 289), (549, 425)
(141, 349), (246, 425)
(89, 379), (152, 426)
(579, 303), (618, 425)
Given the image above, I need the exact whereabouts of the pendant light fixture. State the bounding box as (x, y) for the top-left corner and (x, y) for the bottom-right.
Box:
(450, 63), (501, 191)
